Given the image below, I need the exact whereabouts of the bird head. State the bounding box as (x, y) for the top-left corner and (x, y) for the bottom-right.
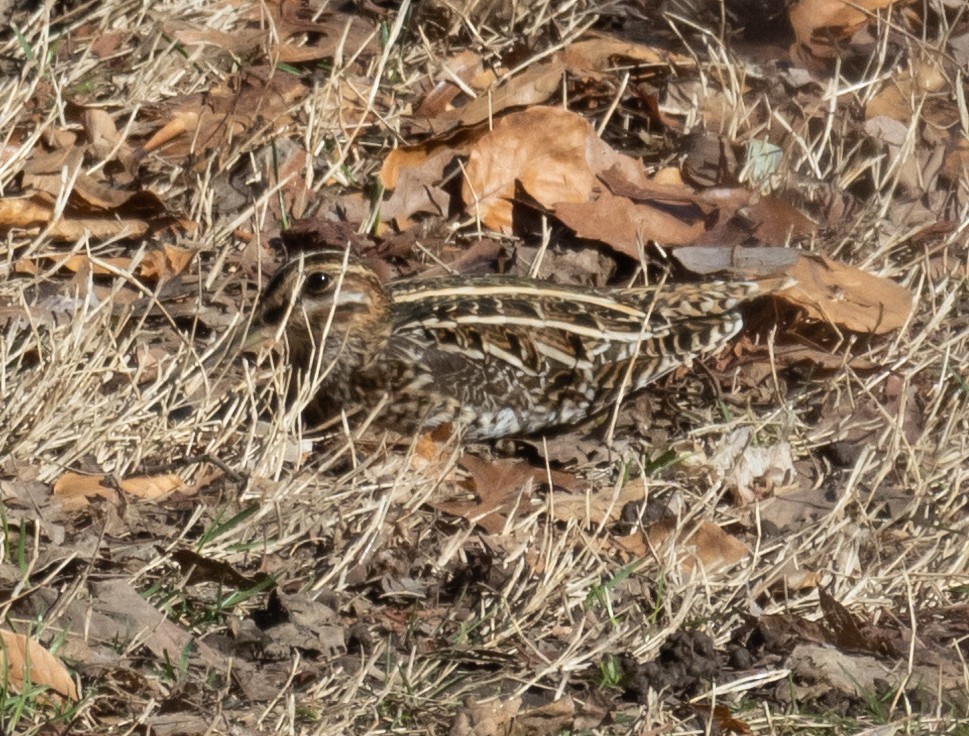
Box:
(244, 250), (391, 371)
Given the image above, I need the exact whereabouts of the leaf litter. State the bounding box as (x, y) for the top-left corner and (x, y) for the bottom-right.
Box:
(0, 0), (967, 732)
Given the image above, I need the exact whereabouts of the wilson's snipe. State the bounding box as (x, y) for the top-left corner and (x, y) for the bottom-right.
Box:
(246, 250), (785, 440)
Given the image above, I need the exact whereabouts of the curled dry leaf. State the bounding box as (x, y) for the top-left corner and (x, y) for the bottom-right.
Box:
(785, 644), (893, 701)
(168, 4), (379, 64)
(0, 629), (78, 701)
(138, 68), (306, 161)
(451, 695), (524, 736)
(120, 474), (187, 499)
(865, 61), (949, 126)
(419, 60), (565, 134)
(779, 254), (912, 334)
(139, 245), (194, 282)
(548, 479), (643, 527)
(380, 148), (454, 229)
(0, 196), (150, 241)
(418, 35), (687, 136)
(675, 245), (910, 335)
(562, 35), (692, 72)
(790, 0), (898, 63)
(49, 253), (133, 276)
(430, 456), (584, 534)
(415, 50), (485, 119)
(53, 472), (186, 511)
(168, 25), (264, 55)
(82, 107), (132, 166)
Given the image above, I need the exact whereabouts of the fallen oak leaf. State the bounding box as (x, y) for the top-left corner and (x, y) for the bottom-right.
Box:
(431, 456), (583, 534)
(462, 106), (652, 234)
(779, 254), (912, 334)
(380, 139), (468, 190)
(462, 106), (598, 232)
(553, 190), (705, 253)
(430, 456), (539, 534)
(415, 49), (485, 119)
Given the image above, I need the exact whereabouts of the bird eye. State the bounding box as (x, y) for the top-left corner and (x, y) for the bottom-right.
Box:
(303, 271), (331, 294)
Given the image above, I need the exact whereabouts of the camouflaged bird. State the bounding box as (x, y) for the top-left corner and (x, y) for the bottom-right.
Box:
(245, 249), (786, 440)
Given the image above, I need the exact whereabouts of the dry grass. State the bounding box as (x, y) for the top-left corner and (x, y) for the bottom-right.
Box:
(1, 0), (968, 734)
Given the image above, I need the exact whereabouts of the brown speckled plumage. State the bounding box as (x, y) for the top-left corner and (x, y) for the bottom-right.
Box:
(247, 250), (783, 439)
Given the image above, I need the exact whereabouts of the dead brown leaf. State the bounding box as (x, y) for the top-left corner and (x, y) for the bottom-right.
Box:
(120, 474), (186, 499)
(460, 106), (653, 235)
(779, 254), (912, 333)
(81, 108), (131, 165)
(21, 145), (156, 212)
(380, 147), (454, 229)
(704, 704), (752, 736)
(563, 35), (692, 72)
(171, 549), (269, 588)
(138, 68), (306, 162)
(431, 456), (539, 534)
(1, 133), (167, 241)
(268, 4), (378, 64)
(784, 643), (893, 701)
(171, 3), (378, 63)
(168, 25), (264, 55)
(0, 196), (150, 241)
(89, 29), (127, 58)
(139, 245), (194, 282)
(462, 106), (597, 232)
(0, 630), (78, 701)
(517, 696), (576, 734)
(790, 0), (900, 63)
(89, 579), (231, 672)
(645, 519), (750, 572)
(53, 472), (186, 511)
(55, 253), (133, 276)
(673, 244), (800, 277)
(416, 50), (485, 119)
(451, 695), (523, 736)
(553, 190), (704, 254)
(422, 60), (565, 135)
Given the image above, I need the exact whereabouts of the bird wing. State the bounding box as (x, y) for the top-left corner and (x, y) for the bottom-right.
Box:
(387, 277), (758, 393)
